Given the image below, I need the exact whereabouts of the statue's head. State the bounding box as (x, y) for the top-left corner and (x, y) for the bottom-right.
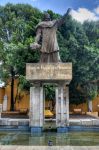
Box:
(43, 12), (51, 21)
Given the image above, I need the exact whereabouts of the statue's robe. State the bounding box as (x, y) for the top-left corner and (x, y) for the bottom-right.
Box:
(36, 20), (60, 54)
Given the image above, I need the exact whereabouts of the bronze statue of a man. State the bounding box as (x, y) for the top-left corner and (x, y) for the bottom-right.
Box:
(30, 8), (71, 63)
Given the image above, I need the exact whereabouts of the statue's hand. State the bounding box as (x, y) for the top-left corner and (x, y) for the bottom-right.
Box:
(30, 42), (41, 50)
(66, 8), (72, 16)
(57, 8), (72, 27)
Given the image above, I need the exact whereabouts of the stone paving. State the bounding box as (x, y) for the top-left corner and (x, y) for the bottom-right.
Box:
(0, 146), (99, 150)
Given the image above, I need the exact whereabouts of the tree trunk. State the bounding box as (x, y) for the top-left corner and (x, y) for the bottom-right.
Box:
(10, 67), (15, 111)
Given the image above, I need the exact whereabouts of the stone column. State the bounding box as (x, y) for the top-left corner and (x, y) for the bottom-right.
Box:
(3, 95), (8, 111)
(56, 85), (69, 132)
(88, 100), (93, 112)
(65, 86), (69, 126)
(0, 104), (2, 118)
(30, 85), (44, 133)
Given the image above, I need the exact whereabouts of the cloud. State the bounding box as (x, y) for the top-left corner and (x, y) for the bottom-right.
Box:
(94, 6), (99, 15)
(71, 7), (99, 23)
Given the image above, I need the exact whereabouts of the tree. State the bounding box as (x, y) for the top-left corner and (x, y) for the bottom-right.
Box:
(59, 17), (99, 106)
(83, 21), (99, 46)
(0, 3), (42, 110)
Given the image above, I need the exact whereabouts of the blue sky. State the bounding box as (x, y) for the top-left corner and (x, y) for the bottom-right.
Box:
(0, 0), (98, 14)
(0, 0), (99, 23)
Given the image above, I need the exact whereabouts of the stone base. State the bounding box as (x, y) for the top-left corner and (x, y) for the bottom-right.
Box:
(57, 127), (68, 133)
(31, 127), (42, 133)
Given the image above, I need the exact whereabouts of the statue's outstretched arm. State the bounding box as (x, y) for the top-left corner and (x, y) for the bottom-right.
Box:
(55, 8), (71, 27)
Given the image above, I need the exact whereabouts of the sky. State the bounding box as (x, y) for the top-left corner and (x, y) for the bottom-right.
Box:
(0, 0), (99, 23)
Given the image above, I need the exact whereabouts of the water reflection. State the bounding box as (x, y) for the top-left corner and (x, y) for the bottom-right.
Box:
(0, 131), (99, 146)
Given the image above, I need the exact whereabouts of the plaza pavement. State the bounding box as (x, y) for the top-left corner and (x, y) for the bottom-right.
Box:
(0, 146), (99, 150)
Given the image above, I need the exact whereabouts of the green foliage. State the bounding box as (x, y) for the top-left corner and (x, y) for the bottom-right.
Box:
(44, 85), (55, 101)
(69, 84), (86, 105)
(46, 10), (61, 20)
(81, 83), (98, 101)
(83, 21), (99, 46)
(18, 75), (32, 91)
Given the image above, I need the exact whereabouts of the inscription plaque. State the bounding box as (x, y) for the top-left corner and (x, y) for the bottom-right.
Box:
(26, 63), (72, 82)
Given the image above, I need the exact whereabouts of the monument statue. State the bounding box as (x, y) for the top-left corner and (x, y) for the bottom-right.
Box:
(30, 8), (71, 63)
(27, 8), (72, 133)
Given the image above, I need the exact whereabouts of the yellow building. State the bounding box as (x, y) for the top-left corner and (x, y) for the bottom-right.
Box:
(0, 79), (99, 114)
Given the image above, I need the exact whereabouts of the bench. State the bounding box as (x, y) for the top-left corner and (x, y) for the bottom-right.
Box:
(19, 108), (29, 114)
(73, 108), (82, 114)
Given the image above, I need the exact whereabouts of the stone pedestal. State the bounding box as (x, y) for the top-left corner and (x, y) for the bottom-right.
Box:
(26, 63), (72, 133)
(30, 86), (44, 133)
(56, 85), (69, 132)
